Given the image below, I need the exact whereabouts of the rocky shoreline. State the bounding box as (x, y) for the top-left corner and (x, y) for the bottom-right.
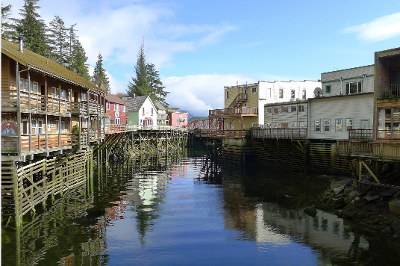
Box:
(304, 176), (400, 238)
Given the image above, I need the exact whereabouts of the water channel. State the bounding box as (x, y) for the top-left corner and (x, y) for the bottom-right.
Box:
(2, 148), (400, 265)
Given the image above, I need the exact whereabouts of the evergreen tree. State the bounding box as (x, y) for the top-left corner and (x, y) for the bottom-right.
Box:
(48, 15), (68, 65)
(147, 63), (168, 106)
(70, 40), (90, 81)
(12, 0), (50, 56)
(127, 44), (152, 97)
(92, 53), (111, 92)
(127, 44), (168, 106)
(1, 4), (15, 40)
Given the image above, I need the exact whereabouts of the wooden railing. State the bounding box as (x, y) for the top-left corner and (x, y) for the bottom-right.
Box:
(200, 129), (246, 139)
(20, 133), (72, 151)
(209, 107), (258, 116)
(251, 128), (307, 140)
(105, 124), (126, 134)
(377, 129), (400, 140)
(378, 84), (400, 99)
(349, 129), (373, 141)
(1, 88), (18, 108)
(336, 141), (400, 160)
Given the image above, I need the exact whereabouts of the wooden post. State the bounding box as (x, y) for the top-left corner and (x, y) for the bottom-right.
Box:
(16, 63), (21, 156)
(11, 162), (22, 227)
(28, 67), (31, 109)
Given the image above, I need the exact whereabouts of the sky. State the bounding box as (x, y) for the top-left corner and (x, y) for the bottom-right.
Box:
(3, 0), (400, 116)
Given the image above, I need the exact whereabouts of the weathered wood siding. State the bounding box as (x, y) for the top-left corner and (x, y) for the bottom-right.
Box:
(308, 94), (374, 140)
(264, 101), (308, 128)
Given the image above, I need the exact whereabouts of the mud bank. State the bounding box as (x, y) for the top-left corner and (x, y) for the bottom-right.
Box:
(306, 176), (400, 238)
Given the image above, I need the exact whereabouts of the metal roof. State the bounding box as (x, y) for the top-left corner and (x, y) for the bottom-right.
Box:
(1, 39), (106, 93)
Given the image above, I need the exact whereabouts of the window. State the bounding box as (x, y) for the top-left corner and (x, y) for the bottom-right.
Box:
(31, 119), (37, 135)
(252, 87), (257, 93)
(324, 119), (330, 132)
(298, 105), (305, 112)
(291, 106), (297, 112)
(61, 121), (65, 133)
(56, 120), (60, 133)
(106, 102), (110, 110)
(115, 118), (120, 124)
(151, 108), (154, 115)
(345, 81), (362, 94)
(266, 107), (272, 113)
(335, 118), (343, 132)
(32, 82), (38, 94)
(22, 120), (29, 134)
(244, 89), (247, 94)
(25, 80), (29, 92)
(315, 119), (321, 132)
(61, 90), (66, 99)
(226, 91), (229, 99)
(279, 89), (283, 98)
(378, 108), (400, 139)
(20, 78), (26, 92)
(80, 92), (87, 101)
(282, 106), (288, 112)
(274, 107), (279, 114)
(302, 90), (306, 100)
(48, 120), (53, 132)
(122, 105), (126, 112)
(291, 90), (295, 99)
(244, 103), (247, 107)
(142, 107), (145, 114)
(82, 118), (88, 128)
(38, 120), (44, 134)
(325, 85), (331, 94)
(346, 118), (354, 131)
(114, 103), (119, 111)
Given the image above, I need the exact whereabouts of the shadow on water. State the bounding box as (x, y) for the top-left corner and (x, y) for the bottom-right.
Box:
(2, 146), (400, 266)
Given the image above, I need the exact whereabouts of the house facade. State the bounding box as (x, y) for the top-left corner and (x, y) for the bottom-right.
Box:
(218, 80), (321, 131)
(374, 47), (400, 141)
(1, 39), (106, 161)
(123, 96), (158, 127)
(168, 112), (188, 128)
(308, 65), (375, 140)
(105, 94), (127, 125)
(264, 100), (308, 129)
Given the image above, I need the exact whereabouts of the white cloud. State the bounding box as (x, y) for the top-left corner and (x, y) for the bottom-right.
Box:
(342, 12), (400, 42)
(163, 74), (254, 117)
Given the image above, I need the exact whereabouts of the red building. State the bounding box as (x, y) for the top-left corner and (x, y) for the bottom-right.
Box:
(105, 94), (127, 125)
(168, 112), (188, 128)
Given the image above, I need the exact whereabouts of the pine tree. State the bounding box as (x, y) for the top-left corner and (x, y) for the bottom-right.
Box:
(12, 0), (50, 56)
(1, 4), (16, 40)
(147, 63), (168, 106)
(92, 53), (111, 92)
(70, 40), (90, 81)
(48, 16), (69, 65)
(127, 44), (168, 106)
(127, 44), (152, 97)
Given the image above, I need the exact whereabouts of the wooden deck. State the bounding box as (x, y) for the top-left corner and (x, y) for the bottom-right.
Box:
(251, 128), (307, 140)
(336, 141), (400, 161)
(208, 107), (258, 118)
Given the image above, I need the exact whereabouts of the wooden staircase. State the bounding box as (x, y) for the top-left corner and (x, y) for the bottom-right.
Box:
(1, 161), (16, 215)
(229, 93), (247, 108)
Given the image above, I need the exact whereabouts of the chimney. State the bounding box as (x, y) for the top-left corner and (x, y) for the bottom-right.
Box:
(18, 37), (24, 53)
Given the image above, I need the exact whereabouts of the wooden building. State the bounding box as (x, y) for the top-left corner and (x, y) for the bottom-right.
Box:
(1, 39), (107, 162)
(123, 96), (158, 127)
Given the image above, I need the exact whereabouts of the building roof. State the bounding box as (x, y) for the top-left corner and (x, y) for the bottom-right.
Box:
(105, 94), (127, 105)
(1, 39), (106, 93)
(122, 96), (148, 111)
(154, 100), (166, 111)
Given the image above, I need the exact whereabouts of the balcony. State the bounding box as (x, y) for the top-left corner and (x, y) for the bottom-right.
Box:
(209, 107), (258, 117)
(336, 141), (400, 160)
(378, 84), (400, 99)
(251, 127), (307, 140)
(349, 129), (373, 142)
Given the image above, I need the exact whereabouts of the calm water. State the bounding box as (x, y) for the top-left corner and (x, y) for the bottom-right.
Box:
(2, 150), (400, 266)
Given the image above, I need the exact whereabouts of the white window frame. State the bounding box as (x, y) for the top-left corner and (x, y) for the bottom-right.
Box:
(106, 102), (110, 110)
(38, 119), (44, 134)
(302, 90), (306, 100)
(114, 103), (119, 111)
(279, 89), (283, 98)
(31, 119), (38, 135)
(226, 91), (229, 99)
(252, 87), (257, 93)
(115, 118), (121, 124)
(291, 90), (295, 99)
(61, 120), (66, 133)
(80, 92), (87, 101)
(32, 81), (39, 94)
(122, 105), (125, 112)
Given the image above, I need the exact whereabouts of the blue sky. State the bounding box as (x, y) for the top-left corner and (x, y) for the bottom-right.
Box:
(4, 0), (400, 116)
